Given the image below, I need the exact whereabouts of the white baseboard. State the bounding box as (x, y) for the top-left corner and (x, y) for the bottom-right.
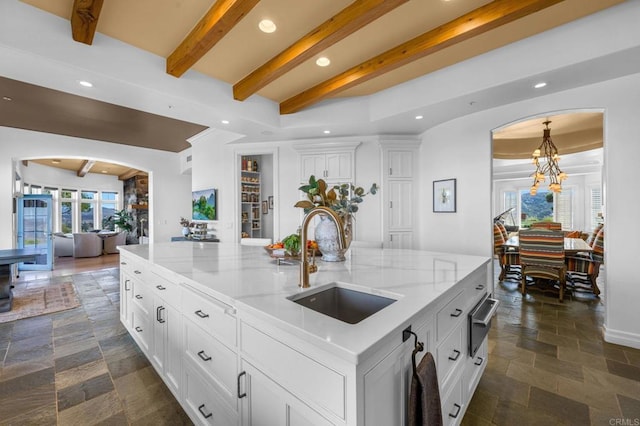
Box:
(603, 324), (640, 349)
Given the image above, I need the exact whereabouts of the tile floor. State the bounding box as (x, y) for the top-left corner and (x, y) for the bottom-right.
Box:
(0, 262), (190, 425)
(1, 259), (639, 425)
(463, 266), (640, 425)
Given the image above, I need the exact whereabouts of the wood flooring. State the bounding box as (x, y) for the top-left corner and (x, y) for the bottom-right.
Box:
(1, 255), (639, 425)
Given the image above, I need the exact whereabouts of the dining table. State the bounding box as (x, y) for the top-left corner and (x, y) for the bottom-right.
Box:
(503, 235), (593, 255)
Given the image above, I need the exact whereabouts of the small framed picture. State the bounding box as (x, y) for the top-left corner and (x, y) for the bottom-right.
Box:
(268, 195), (274, 209)
(262, 200), (268, 214)
(433, 178), (456, 213)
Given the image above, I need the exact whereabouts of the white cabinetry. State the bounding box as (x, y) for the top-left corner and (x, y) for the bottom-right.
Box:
(380, 140), (420, 249)
(293, 140), (361, 183)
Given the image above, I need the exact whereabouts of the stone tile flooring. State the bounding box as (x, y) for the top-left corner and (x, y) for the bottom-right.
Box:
(463, 267), (640, 426)
(0, 268), (190, 425)
(1, 262), (640, 425)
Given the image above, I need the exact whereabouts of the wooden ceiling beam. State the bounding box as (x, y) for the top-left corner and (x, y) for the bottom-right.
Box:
(118, 169), (141, 181)
(77, 160), (96, 177)
(167, 0), (261, 78)
(70, 0), (104, 45)
(233, 0), (409, 101)
(280, 0), (564, 114)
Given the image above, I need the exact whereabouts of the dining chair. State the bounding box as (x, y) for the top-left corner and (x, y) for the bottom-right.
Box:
(493, 223), (520, 281)
(565, 226), (604, 295)
(519, 229), (566, 302)
(530, 221), (562, 231)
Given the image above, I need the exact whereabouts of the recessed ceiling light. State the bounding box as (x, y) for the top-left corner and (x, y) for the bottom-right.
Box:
(415, 115), (423, 120)
(316, 57), (330, 67)
(2, 96), (12, 101)
(323, 130), (331, 134)
(258, 19), (276, 33)
(79, 80), (93, 87)
(51, 159), (61, 164)
(534, 82), (547, 89)
(101, 170), (108, 174)
(221, 120), (230, 124)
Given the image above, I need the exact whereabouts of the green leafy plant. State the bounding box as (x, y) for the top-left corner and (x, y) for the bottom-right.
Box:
(105, 209), (133, 232)
(282, 233), (301, 255)
(294, 175), (378, 217)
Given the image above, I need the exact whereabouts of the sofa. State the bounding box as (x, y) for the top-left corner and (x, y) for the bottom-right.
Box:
(72, 233), (103, 258)
(53, 233), (74, 257)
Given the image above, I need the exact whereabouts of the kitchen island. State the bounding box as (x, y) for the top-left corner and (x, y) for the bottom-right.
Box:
(119, 242), (491, 426)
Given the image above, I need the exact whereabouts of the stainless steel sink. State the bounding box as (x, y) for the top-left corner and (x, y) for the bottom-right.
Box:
(288, 283), (397, 324)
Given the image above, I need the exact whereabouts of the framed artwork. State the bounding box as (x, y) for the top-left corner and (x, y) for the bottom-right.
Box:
(433, 178), (456, 213)
(268, 196), (274, 209)
(192, 188), (217, 220)
(262, 200), (268, 214)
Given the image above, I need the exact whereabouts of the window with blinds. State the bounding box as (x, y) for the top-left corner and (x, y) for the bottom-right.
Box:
(590, 186), (603, 231)
(555, 188), (574, 230)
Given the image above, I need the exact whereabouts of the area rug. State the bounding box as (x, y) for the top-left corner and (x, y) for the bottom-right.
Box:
(0, 282), (80, 323)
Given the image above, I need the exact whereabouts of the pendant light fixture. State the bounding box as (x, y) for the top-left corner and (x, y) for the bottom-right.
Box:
(530, 120), (567, 195)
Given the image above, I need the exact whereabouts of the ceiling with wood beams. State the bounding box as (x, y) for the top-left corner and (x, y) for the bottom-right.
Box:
(21, 0), (625, 115)
(28, 158), (147, 179)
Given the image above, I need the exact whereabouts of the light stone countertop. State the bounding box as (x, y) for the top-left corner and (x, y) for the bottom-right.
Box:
(120, 242), (490, 363)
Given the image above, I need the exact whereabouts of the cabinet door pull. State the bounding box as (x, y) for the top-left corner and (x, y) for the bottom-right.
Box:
(135, 326), (143, 333)
(389, 167), (393, 176)
(197, 350), (212, 362)
(120, 261), (127, 265)
(124, 279), (131, 291)
(474, 356), (484, 366)
(198, 404), (213, 419)
(134, 270), (142, 275)
(238, 371), (247, 399)
(195, 310), (210, 319)
(448, 349), (461, 361)
(449, 403), (461, 419)
(156, 285), (166, 290)
(156, 306), (165, 323)
(450, 308), (462, 317)
(135, 294), (143, 300)
(475, 284), (485, 290)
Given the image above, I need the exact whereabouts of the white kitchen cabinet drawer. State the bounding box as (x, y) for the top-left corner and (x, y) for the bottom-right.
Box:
(441, 377), (464, 426)
(464, 338), (487, 400)
(184, 318), (238, 410)
(119, 256), (147, 280)
(131, 303), (151, 354)
(436, 290), (465, 341)
(149, 270), (181, 306)
(436, 324), (464, 390)
(131, 278), (152, 315)
(240, 322), (346, 421)
(183, 362), (238, 426)
(182, 285), (237, 348)
(462, 268), (488, 310)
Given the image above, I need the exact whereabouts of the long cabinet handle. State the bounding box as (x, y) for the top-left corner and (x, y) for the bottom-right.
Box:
(197, 350), (212, 362)
(449, 403), (461, 419)
(156, 306), (165, 323)
(124, 279), (131, 291)
(195, 310), (210, 319)
(448, 349), (461, 361)
(450, 308), (462, 318)
(198, 404), (213, 419)
(238, 371), (247, 399)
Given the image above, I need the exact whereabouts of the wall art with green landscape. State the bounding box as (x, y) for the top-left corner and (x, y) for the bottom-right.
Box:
(192, 188), (217, 221)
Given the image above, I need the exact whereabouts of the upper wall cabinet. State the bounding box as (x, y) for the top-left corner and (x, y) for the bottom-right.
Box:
(293, 140), (361, 183)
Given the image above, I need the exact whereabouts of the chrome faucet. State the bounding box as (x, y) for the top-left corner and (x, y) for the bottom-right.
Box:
(299, 206), (346, 288)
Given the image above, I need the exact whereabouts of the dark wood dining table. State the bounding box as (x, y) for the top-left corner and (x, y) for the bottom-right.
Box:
(503, 236), (593, 255)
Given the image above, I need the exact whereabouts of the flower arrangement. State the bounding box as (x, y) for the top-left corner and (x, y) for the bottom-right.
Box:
(294, 175), (378, 217)
(179, 217), (194, 228)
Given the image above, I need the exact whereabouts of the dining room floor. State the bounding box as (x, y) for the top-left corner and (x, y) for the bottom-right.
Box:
(1, 257), (639, 425)
(463, 262), (640, 425)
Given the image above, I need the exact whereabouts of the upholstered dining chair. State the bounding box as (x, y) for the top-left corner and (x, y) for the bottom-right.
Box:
(530, 221), (562, 231)
(519, 229), (566, 302)
(493, 223), (520, 281)
(565, 226), (604, 295)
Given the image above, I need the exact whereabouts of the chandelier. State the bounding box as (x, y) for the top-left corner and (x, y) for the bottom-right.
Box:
(530, 120), (567, 195)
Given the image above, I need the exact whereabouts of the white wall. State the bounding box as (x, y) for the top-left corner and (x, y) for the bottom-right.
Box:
(418, 72), (640, 348)
(0, 127), (191, 246)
